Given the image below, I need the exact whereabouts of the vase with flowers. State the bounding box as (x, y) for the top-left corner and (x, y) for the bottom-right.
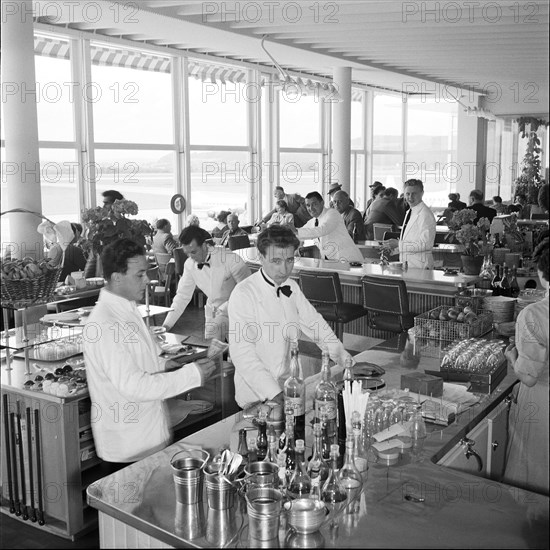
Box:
(81, 199), (154, 277)
(446, 209), (491, 275)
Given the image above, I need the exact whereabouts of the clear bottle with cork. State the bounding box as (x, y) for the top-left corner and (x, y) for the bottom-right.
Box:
(264, 425), (278, 464)
(307, 423), (329, 499)
(287, 439), (311, 499)
(510, 266), (520, 298)
(322, 444), (347, 517)
(351, 411), (369, 480)
(500, 262), (512, 297)
(315, 348), (338, 461)
(337, 436), (363, 513)
(284, 340), (306, 443)
(237, 429), (249, 461)
(256, 410), (268, 461)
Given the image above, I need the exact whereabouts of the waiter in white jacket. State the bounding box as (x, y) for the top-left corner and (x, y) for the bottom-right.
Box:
(382, 179), (436, 269)
(297, 191), (364, 263)
(163, 226), (251, 340)
(228, 225), (353, 409)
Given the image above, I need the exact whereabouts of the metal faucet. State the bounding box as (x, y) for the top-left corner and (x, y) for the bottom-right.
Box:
(460, 437), (483, 472)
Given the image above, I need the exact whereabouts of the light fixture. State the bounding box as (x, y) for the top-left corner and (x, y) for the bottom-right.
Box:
(447, 91), (496, 121)
(260, 36), (341, 101)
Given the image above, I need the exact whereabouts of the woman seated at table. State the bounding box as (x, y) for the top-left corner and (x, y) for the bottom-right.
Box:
(266, 200), (296, 231)
(503, 237), (549, 496)
(211, 210), (230, 240)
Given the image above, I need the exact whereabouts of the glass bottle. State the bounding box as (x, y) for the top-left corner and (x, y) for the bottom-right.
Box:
(264, 425), (278, 464)
(479, 253), (495, 285)
(256, 410), (268, 461)
(493, 233), (503, 248)
(491, 264), (502, 297)
(288, 439), (311, 499)
(510, 266), (520, 298)
(322, 444), (347, 518)
(410, 406), (427, 463)
(351, 411), (368, 480)
(307, 423), (330, 488)
(500, 262), (511, 297)
(315, 348), (338, 460)
(284, 340), (306, 443)
(284, 408), (296, 486)
(337, 357), (354, 464)
(247, 437), (258, 464)
(237, 429), (249, 461)
(337, 437), (362, 513)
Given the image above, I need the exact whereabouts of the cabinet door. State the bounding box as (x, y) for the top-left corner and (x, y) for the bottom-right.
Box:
(486, 400), (510, 481)
(438, 419), (490, 477)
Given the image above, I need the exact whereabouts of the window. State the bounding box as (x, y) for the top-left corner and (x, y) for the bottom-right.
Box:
(372, 154), (404, 189)
(280, 94), (320, 148)
(373, 94), (402, 151)
(279, 152), (322, 198)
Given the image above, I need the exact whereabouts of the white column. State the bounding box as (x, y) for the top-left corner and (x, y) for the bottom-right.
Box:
(1, 0), (42, 259)
(332, 67), (352, 194)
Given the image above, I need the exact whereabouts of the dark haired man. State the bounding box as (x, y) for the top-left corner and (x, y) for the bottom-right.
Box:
(102, 189), (124, 206)
(382, 179), (436, 269)
(228, 225), (352, 409)
(260, 186), (312, 228)
(162, 225), (251, 340)
(364, 187), (406, 240)
(297, 191), (363, 263)
(152, 218), (178, 255)
(84, 238), (216, 466)
(448, 193), (467, 211)
(467, 189), (497, 223)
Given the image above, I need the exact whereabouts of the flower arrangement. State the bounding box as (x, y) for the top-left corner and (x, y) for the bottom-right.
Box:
(81, 199), (154, 257)
(502, 213), (525, 249)
(446, 209), (491, 257)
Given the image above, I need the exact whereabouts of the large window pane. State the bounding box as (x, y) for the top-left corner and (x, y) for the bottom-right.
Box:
(92, 61), (173, 144)
(373, 154), (403, 189)
(35, 55), (75, 142)
(351, 153), (366, 211)
(280, 95), (320, 148)
(190, 151), (250, 227)
(188, 78), (247, 146)
(351, 99), (363, 149)
(279, 152), (322, 197)
(93, 150), (175, 225)
(373, 94), (402, 151)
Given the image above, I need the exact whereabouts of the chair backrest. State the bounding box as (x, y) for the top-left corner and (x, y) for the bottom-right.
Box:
(383, 231), (401, 241)
(240, 225), (254, 234)
(154, 252), (172, 282)
(373, 223), (394, 241)
(434, 232), (447, 244)
(531, 213), (548, 220)
(361, 275), (410, 316)
(299, 271), (342, 305)
(227, 235), (251, 251)
(173, 247), (187, 276)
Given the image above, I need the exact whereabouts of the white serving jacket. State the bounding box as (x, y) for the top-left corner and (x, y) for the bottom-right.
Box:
(83, 288), (202, 463)
(398, 201), (436, 269)
(228, 269), (351, 409)
(297, 207), (364, 263)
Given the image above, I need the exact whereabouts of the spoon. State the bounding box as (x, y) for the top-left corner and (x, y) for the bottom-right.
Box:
(227, 453), (243, 478)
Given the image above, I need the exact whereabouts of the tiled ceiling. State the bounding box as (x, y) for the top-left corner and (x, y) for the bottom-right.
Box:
(35, 0), (549, 117)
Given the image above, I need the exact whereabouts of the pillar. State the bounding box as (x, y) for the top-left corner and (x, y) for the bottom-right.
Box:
(332, 67), (352, 193)
(1, 0), (42, 259)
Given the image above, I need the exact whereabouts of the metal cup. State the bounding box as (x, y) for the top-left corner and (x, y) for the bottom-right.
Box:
(170, 448), (209, 504)
(206, 505), (238, 546)
(205, 464), (238, 510)
(244, 461), (280, 490)
(246, 487), (283, 541)
(174, 502), (205, 540)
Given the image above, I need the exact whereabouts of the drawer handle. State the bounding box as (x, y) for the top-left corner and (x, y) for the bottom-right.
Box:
(491, 441), (499, 451)
(461, 437), (484, 472)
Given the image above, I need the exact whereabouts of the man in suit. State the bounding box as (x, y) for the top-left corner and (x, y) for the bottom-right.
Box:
(467, 189), (497, 223)
(382, 179), (436, 269)
(261, 186), (312, 228)
(297, 191), (364, 263)
(333, 190), (366, 242)
(163, 225), (251, 340)
(219, 214), (249, 247)
(364, 187), (406, 240)
(152, 219), (178, 255)
(448, 193), (467, 211)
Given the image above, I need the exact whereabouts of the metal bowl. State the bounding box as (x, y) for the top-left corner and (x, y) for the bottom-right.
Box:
(285, 499), (327, 534)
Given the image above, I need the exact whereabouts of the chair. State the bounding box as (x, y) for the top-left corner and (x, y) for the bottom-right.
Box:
(383, 231), (401, 241)
(147, 262), (175, 306)
(361, 275), (414, 333)
(434, 232), (448, 244)
(298, 271), (368, 341)
(154, 252), (173, 284)
(227, 235), (251, 251)
(531, 213), (548, 220)
(173, 247), (187, 285)
(373, 223), (394, 241)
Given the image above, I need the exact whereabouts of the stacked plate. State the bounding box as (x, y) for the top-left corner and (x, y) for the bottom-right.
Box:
(515, 291), (546, 318)
(482, 296), (516, 323)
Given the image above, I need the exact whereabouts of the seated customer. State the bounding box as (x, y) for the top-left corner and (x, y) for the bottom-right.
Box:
(267, 200), (296, 231)
(492, 195), (508, 215)
(43, 220), (87, 281)
(448, 193), (467, 211)
(503, 237), (549, 496)
(219, 213), (249, 247)
(152, 219), (178, 255)
(211, 210), (230, 240)
(228, 225), (353, 409)
(467, 189), (497, 223)
(333, 190), (366, 243)
(83, 238), (216, 465)
(364, 187), (405, 240)
(510, 193), (531, 219)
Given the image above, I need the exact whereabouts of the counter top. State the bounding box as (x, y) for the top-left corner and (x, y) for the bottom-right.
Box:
(87, 336), (549, 549)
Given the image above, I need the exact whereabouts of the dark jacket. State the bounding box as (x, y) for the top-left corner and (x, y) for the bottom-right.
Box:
(467, 203), (497, 223)
(448, 200), (467, 211)
(364, 198), (406, 240)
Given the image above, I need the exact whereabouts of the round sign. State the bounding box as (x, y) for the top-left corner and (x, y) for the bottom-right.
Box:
(170, 194), (186, 214)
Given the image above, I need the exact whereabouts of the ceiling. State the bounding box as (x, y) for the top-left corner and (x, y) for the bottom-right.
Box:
(34, 0), (549, 118)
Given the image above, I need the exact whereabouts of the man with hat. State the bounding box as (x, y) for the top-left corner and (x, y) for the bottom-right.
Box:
(327, 182), (354, 209)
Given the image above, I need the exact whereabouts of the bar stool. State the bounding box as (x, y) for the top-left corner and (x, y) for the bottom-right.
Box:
(298, 271), (368, 341)
(361, 275), (414, 333)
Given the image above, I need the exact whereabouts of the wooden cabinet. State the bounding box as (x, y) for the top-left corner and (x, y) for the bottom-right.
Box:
(438, 399), (510, 480)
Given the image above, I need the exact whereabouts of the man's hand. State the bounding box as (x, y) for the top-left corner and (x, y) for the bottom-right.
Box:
(381, 238), (399, 251)
(504, 343), (518, 369)
(195, 357), (217, 385)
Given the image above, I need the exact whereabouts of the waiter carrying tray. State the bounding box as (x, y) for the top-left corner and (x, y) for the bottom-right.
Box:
(382, 179), (436, 269)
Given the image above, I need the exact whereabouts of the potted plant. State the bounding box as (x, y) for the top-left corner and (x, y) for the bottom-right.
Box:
(446, 209), (491, 275)
(81, 199), (154, 277)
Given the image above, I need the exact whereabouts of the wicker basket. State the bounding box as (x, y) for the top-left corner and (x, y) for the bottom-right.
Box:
(414, 305), (493, 343)
(1, 209), (64, 307)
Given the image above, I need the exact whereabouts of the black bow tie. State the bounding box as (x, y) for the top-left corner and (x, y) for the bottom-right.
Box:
(277, 285), (292, 298)
(197, 262), (210, 270)
(315, 218), (319, 227)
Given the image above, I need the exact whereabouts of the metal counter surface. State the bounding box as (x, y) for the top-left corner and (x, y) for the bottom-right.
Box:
(87, 337), (549, 549)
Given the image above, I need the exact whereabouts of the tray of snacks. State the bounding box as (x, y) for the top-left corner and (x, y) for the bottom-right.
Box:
(424, 338), (507, 394)
(414, 305), (493, 343)
(15, 335), (84, 362)
(23, 363), (88, 397)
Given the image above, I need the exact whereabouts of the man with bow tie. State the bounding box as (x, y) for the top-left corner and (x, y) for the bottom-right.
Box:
(162, 225), (251, 340)
(228, 225), (352, 409)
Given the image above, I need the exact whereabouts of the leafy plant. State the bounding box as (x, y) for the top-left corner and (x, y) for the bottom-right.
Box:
(81, 199), (154, 257)
(446, 209), (491, 257)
